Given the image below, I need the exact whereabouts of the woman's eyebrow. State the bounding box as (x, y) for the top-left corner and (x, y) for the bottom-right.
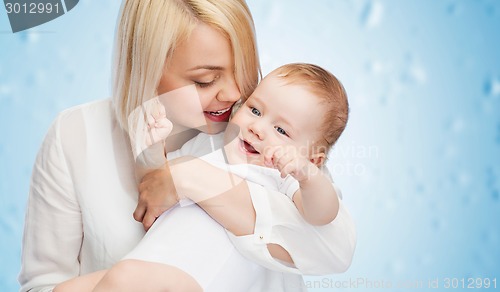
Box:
(188, 65), (224, 71)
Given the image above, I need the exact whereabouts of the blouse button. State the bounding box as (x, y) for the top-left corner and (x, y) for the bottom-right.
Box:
(259, 235), (264, 240)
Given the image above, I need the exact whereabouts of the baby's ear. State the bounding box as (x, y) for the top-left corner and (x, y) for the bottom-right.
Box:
(309, 152), (326, 167)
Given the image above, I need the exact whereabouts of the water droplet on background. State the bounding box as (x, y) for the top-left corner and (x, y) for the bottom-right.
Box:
(418, 253), (434, 266)
(366, 60), (385, 75)
(431, 218), (443, 231)
(0, 84), (12, 96)
(483, 77), (500, 97)
(17, 31), (28, 42)
(485, 3), (497, 16)
(443, 144), (458, 159)
(447, 117), (466, 134)
(447, 3), (462, 16)
(415, 183), (425, 194)
(360, 1), (384, 29)
(27, 32), (40, 43)
(485, 167), (500, 201)
(389, 258), (406, 275)
(492, 190), (499, 201)
(496, 122), (500, 145)
(401, 64), (427, 85)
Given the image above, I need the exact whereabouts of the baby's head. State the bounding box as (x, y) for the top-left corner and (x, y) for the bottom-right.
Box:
(224, 63), (349, 167)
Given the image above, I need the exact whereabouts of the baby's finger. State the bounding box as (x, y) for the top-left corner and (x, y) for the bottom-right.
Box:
(273, 148), (291, 169)
(146, 112), (156, 127)
(279, 160), (298, 178)
(274, 151), (295, 170)
(263, 146), (279, 167)
(156, 118), (173, 134)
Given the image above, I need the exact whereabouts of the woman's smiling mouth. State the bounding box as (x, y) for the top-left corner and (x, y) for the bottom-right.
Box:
(204, 106), (232, 122)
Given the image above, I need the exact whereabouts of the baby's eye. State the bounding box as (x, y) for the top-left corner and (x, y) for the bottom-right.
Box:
(250, 107), (261, 116)
(275, 126), (288, 136)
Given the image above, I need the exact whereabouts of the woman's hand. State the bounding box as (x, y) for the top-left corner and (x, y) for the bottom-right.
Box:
(134, 163), (179, 231)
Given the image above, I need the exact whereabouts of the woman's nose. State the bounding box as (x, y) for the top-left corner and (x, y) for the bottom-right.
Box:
(217, 77), (241, 103)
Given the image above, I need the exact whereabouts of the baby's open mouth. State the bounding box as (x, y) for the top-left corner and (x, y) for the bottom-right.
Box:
(242, 139), (259, 154)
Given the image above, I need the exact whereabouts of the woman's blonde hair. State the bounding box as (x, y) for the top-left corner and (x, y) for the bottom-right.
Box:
(112, 0), (261, 131)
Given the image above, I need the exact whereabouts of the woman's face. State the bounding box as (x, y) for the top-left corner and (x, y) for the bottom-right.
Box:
(156, 22), (241, 135)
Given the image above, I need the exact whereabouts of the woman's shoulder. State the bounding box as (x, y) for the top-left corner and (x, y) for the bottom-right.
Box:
(53, 98), (115, 129)
(47, 98), (119, 143)
(58, 98), (113, 120)
(44, 98), (128, 166)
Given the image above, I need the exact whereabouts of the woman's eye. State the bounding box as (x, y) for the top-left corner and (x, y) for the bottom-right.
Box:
(250, 107), (261, 116)
(194, 80), (215, 88)
(275, 126), (288, 136)
(194, 75), (220, 88)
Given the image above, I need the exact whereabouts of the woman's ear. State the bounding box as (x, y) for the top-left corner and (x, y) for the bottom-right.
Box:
(309, 152), (326, 167)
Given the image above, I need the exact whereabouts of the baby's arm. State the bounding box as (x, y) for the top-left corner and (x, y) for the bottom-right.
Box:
(167, 156), (256, 236)
(264, 146), (339, 226)
(140, 155), (355, 274)
(291, 169), (340, 225)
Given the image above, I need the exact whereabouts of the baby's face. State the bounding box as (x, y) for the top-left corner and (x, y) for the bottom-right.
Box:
(224, 75), (326, 166)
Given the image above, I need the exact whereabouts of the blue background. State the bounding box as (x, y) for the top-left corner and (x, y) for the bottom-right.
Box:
(1, 0), (499, 291)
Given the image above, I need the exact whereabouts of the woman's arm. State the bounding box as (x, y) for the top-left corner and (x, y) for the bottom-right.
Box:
(19, 113), (83, 292)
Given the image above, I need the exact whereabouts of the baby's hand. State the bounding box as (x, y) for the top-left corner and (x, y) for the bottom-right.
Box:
(128, 97), (173, 169)
(144, 98), (173, 147)
(263, 145), (317, 181)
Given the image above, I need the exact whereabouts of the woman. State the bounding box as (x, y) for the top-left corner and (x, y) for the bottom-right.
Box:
(19, 0), (356, 291)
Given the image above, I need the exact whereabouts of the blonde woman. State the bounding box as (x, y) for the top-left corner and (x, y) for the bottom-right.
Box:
(19, 0), (356, 291)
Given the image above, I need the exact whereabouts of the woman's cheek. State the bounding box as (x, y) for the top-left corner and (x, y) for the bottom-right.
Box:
(197, 87), (219, 109)
(159, 84), (207, 129)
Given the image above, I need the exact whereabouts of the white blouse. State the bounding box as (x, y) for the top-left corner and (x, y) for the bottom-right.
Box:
(19, 99), (356, 292)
